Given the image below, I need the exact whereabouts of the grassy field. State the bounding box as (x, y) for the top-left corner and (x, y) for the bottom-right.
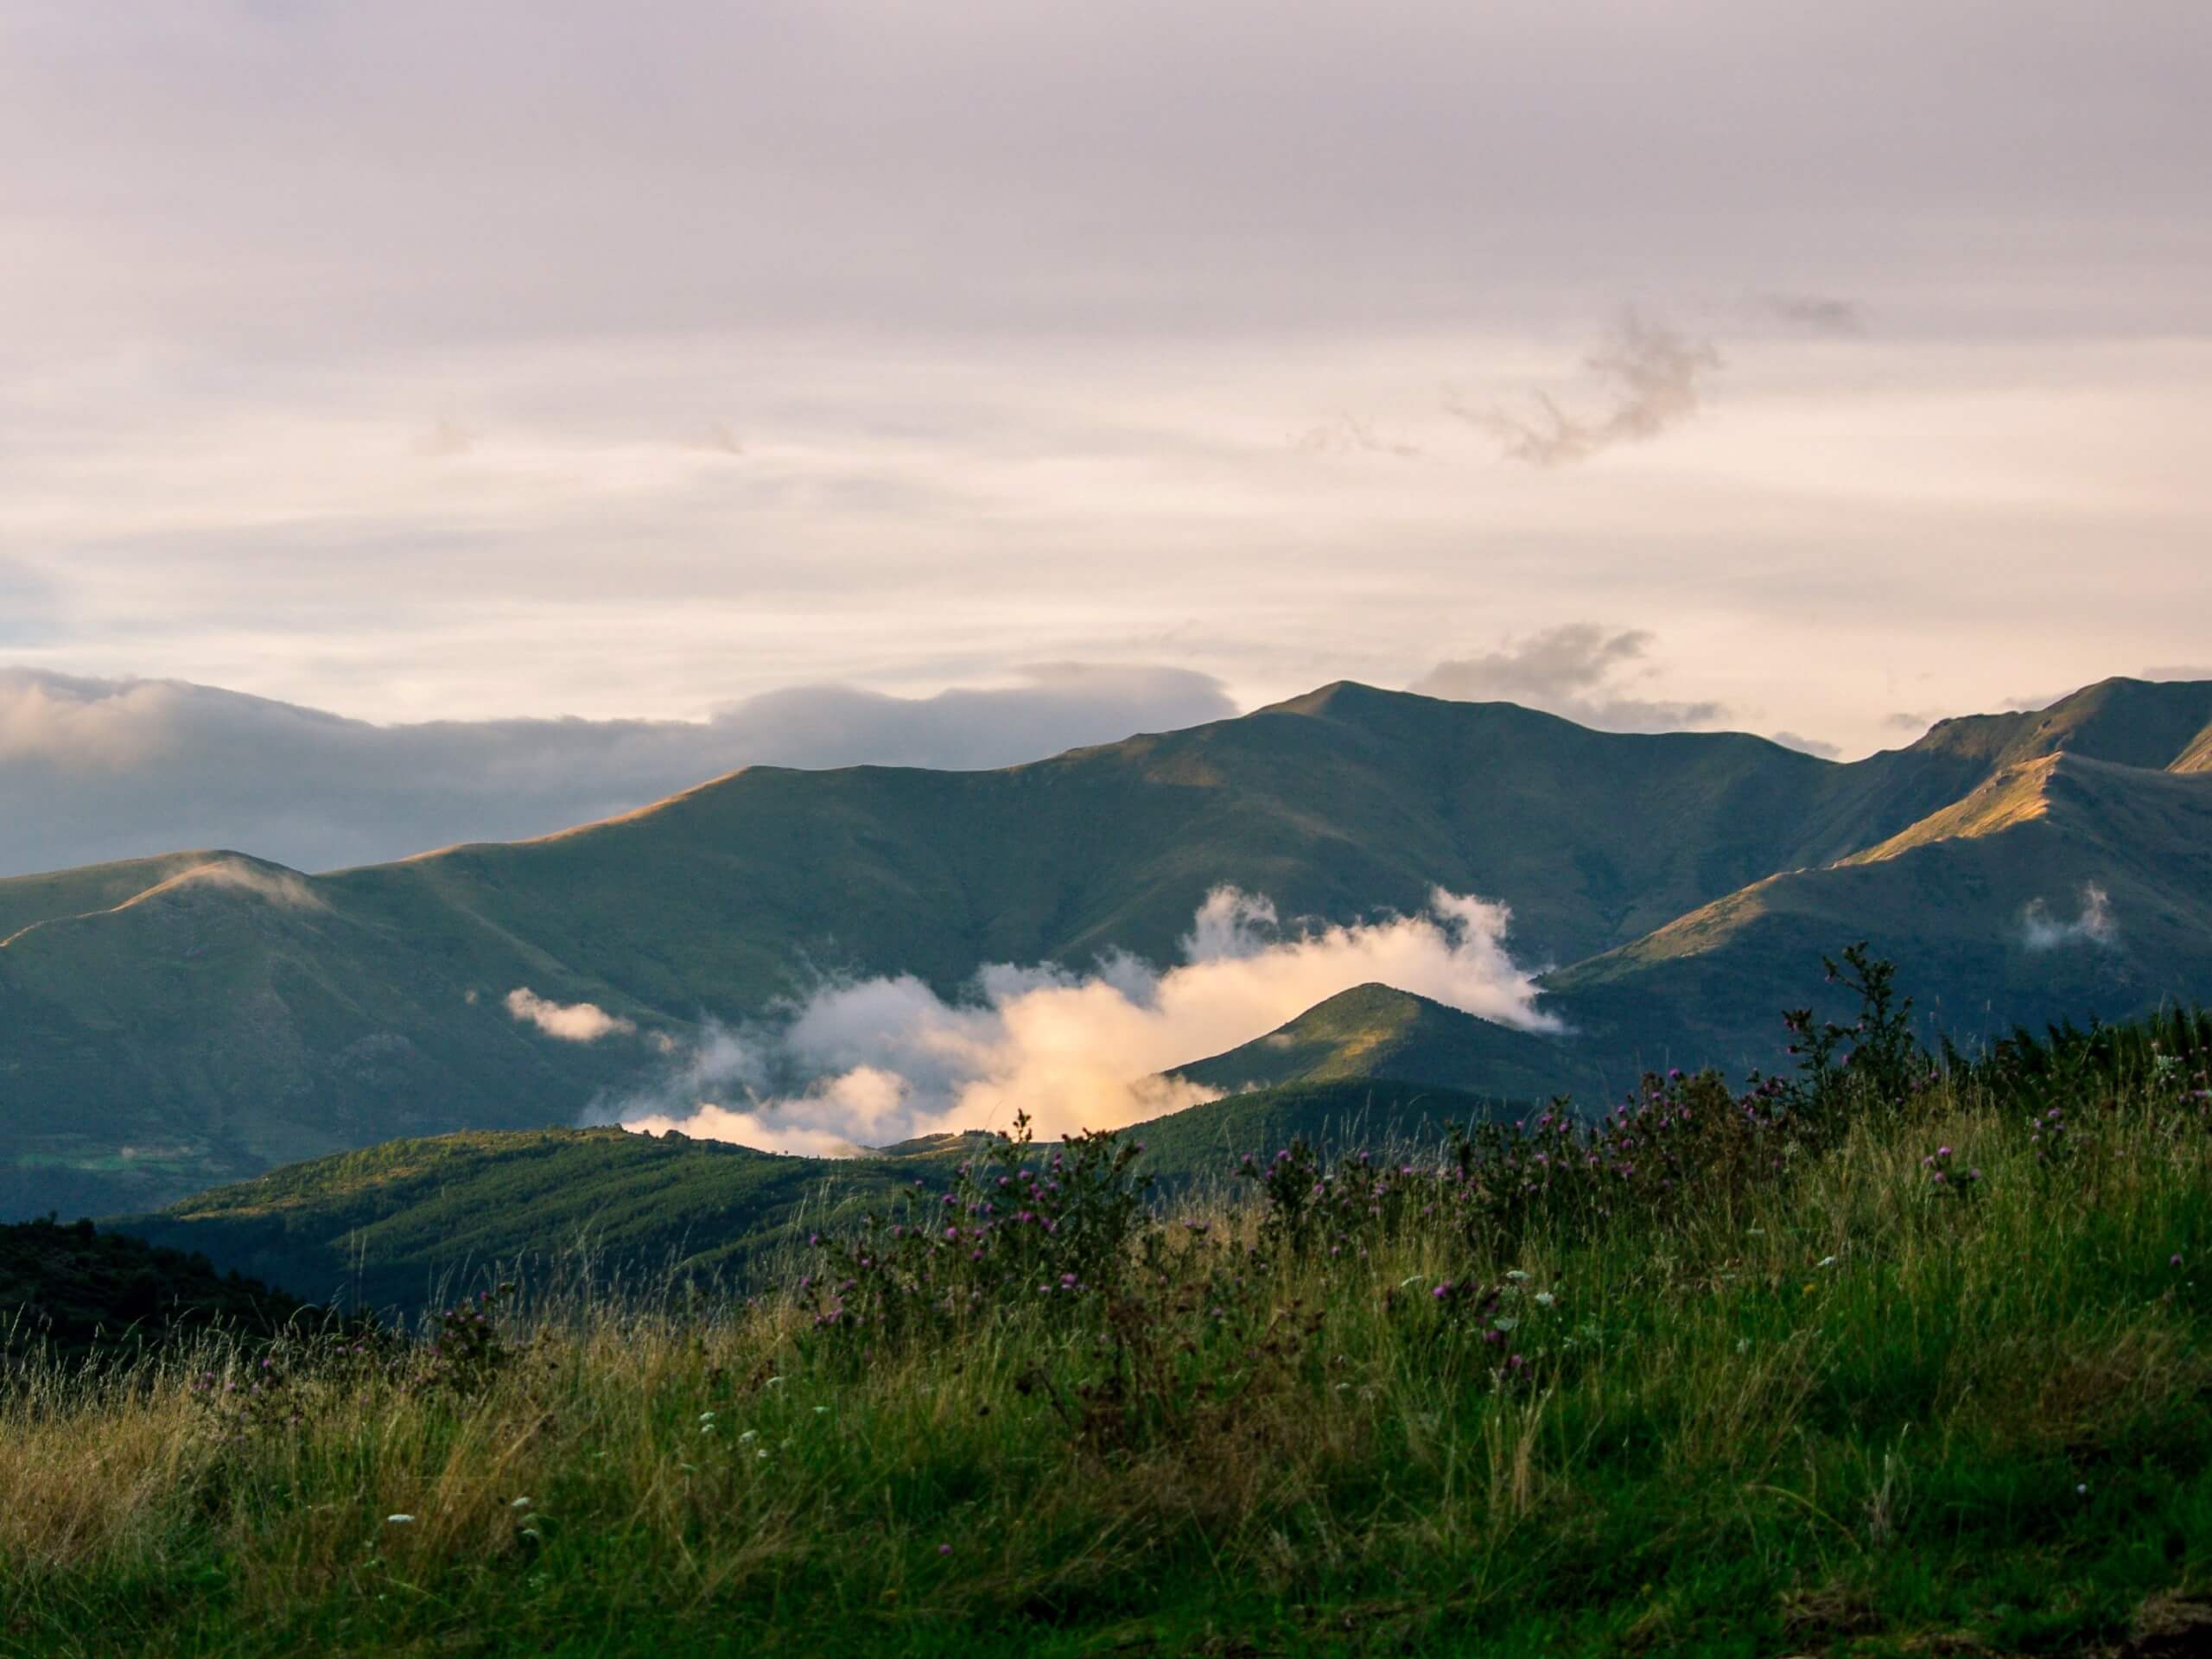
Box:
(3, 1004), (2210, 1656)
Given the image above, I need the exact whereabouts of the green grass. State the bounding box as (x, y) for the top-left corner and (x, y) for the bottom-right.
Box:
(7, 1054), (2212, 1656)
(110, 1083), (1516, 1318)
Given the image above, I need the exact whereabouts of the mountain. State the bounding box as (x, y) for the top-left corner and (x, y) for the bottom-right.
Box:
(1553, 747), (2212, 1067)
(10, 675), (2212, 1217)
(1174, 982), (1597, 1101)
(109, 1128), (937, 1314)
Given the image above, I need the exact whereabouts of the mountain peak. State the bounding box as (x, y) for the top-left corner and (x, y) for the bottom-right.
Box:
(1174, 981), (1589, 1100)
(1911, 677), (2212, 774)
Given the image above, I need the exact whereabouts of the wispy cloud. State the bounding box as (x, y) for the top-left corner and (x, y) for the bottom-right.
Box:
(1756, 292), (1867, 336)
(1411, 625), (1726, 734)
(1768, 730), (1841, 760)
(1447, 311), (1720, 467)
(1291, 412), (1422, 459)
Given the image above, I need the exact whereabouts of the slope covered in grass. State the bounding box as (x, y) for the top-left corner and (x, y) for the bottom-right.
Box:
(1554, 753), (2212, 1070)
(1175, 981), (1596, 1100)
(110, 1128), (938, 1316)
(17, 1007), (2212, 1656)
(110, 1079), (1521, 1313)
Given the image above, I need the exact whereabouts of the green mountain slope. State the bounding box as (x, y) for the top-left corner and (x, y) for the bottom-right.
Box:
(1551, 752), (2212, 1069)
(110, 1075), (1516, 1312)
(10, 676), (2212, 1217)
(110, 1128), (932, 1315)
(1174, 982), (1597, 1101)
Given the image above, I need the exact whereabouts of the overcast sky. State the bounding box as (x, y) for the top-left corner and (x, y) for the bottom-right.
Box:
(3, 0), (2209, 830)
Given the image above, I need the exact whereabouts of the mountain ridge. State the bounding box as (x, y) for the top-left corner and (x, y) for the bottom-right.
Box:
(6, 674), (2210, 1217)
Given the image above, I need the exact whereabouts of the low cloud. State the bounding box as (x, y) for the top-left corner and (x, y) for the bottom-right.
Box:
(2022, 885), (2120, 952)
(613, 886), (1557, 1154)
(0, 664), (1236, 876)
(1447, 310), (1720, 467)
(505, 987), (637, 1043)
(1410, 625), (1727, 734)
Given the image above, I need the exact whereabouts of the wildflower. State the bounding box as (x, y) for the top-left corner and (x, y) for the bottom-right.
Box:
(738, 1430), (759, 1444)
(2172, 1255), (2184, 1268)
(699, 1411), (715, 1423)
(938, 1543), (953, 1556)
(510, 1497), (532, 1510)
(1815, 1255), (1840, 1269)
(385, 1515), (416, 1525)
(1534, 1291), (1556, 1308)
(1504, 1269), (1529, 1282)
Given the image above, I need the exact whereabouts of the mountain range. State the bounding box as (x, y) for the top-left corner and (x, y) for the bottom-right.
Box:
(5, 673), (2210, 1222)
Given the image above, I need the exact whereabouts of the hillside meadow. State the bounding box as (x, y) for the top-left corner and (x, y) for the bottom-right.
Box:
(2, 988), (2210, 1656)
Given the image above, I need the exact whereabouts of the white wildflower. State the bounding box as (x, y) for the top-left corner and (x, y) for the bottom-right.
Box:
(385, 1515), (415, 1525)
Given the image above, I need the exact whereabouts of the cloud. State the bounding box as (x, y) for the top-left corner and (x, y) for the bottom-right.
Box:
(1756, 293), (1867, 336)
(0, 664), (1236, 876)
(2022, 885), (2119, 951)
(1291, 413), (1422, 459)
(2142, 665), (2212, 683)
(1885, 710), (1943, 733)
(613, 885), (1558, 1154)
(505, 987), (637, 1043)
(1409, 625), (1727, 734)
(1767, 730), (1841, 760)
(1447, 311), (1721, 467)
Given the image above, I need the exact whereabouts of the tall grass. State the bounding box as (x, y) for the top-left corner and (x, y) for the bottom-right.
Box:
(3, 1045), (2210, 1655)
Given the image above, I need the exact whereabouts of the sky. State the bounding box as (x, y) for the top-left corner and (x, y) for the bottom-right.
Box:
(3, 0), (2209, 868)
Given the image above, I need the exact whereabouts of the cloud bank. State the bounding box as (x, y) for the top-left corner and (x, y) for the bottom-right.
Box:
(2022, 885), (2120, 951)
(0, 664), (1236, 877)
(613, 886), (1557, 1154)
(1410, 625), (1728, 734)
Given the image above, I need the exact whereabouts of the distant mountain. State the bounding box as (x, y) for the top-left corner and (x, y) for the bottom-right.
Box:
(10, 675), (2212, 1217)
(1174, 982), (1597, 1101)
